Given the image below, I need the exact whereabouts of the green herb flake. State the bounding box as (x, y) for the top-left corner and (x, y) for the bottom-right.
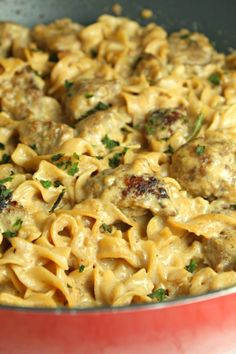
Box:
(0, 143), (5, 150)
(148, 288), (167, 302)
(79, 102), (111, 120)
(230, 204), (236, 210)
(188, 114), (204, 141)
(109, 152), (122, 168)
(84, 92), (94, 99)
(67, 283), (72, 289)
(164, 145), (174, 154)
(40, 180), (52, 189)
(101, 135), (120, 150)
(195, 145), (205, 155)
(30, 144), (37, 152)
(0, 154), (10, 164)
(64, 80), (74, 90)
(79, 264), (85, 273)
(96, 156), (103, 160)
(49, 189), (66, 213)
(13, 218), (23, 229)
(100, 223), (112, 233)
(208, 72), (221, 86)
(0, 176), (13, 185)
(73, 152), (80, 161)
(51, 153), (64, 162)
(180, 33), (190, 39)
(133, 124), (141, 130)
(185, 259), (197, 273)
(53, 180), (63, 188)
(96, 102), (110, 110)
(68, 163), (79, 176)
(2, 230), (17, 238)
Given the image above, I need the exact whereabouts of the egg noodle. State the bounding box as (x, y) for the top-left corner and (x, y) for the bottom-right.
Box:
(0, 15), (235, 308)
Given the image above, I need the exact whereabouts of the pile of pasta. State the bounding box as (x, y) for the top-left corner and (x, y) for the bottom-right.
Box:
(0, 15), (235, 308)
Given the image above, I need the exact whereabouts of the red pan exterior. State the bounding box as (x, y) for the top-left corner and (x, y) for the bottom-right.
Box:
(0, 292), (235, 354)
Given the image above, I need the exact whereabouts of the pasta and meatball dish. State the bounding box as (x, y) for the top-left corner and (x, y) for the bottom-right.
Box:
(0, 15), (235, 308)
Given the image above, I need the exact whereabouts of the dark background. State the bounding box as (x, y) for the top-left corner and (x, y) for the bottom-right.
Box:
(0, 0), (235, 52)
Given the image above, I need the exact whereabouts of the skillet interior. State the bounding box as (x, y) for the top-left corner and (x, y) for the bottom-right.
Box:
(0, 0), (235, 52)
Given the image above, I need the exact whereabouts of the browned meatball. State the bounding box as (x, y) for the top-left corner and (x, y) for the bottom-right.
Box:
(168, 31), (215, 66)
(18, 119), (74, 155)
(144, 108), (189, 141)
(81, 164), (176, 217)
(170, 133), (236, 199)
(202, 235), (236, 271)
(64, 78), (121, 123)
(0, 67), (44, 120)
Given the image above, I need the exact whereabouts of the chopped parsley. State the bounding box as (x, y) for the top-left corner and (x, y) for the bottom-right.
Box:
(2, 230), (17, 238)
(0, 176), (13, 185)
(180, 33), (190, 39)
(102, 135), (120, 150)
(68, 162), (79, 176)
(109, 152), (123, 168)
(0, 143), (5, 150)
(133, 124), (141, 130)
(188, 114), (204, 141)
(84, 92), (94, 99)
(49, 189), (65, 213)
(0, 154), (10, 164)
(51, 153), (64, 162)
(195, 145), (205, 155)
(230, 204), (236, 210)
(185, 259), (197, 273)
(73, 152), (80, 160)
(53, 180), (63, 188)
(79, 264), (85, 273)
(64, 80), (74, 97)
(96, 156), (103, 160)
(13, 218), (23, 229)
(208, 72), (221, 86)
(40, 180), (52, 189)
(64, 80), (74, 90)
(164, 145), (174, 154)
(79, 102), (111, 120)
(30, 144), (37, 152)
(109, 148), (128, 168)
(148, 288), (167, 302)
(100, 223), (112, 233)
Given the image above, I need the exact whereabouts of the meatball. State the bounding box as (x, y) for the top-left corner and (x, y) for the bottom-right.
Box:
(168, 31), (215, 66)
(64, 78), (121, 123)
(76, 108), (130, 154)
(18, 119), (74, 155)
(0, 66), (45, 121)
(144, 108), (189, 141)
(170, 133), (236, 199)
(81, 163), (176, 217)
(202, 235), (236, 271)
